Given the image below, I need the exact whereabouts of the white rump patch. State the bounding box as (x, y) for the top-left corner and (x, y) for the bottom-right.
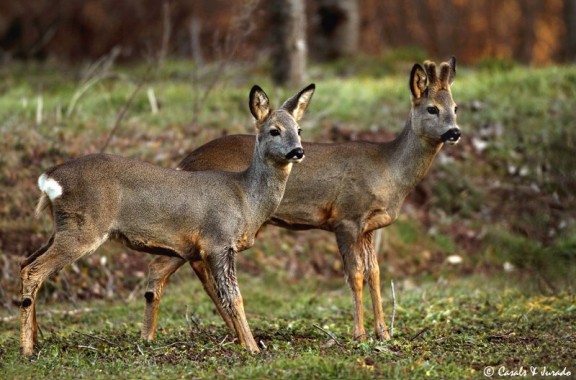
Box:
(38, 173), (63, 200)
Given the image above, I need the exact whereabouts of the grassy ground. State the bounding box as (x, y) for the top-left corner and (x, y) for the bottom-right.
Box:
(1, 273), (574, 379)
(1, 53), (575, 378)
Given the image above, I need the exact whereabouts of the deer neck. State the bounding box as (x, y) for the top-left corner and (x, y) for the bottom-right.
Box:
(242, 142), (293, 228)
(385, 115), (442, 193)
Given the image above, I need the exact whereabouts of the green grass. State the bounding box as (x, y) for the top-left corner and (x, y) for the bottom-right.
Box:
(0, 274), (574, 379)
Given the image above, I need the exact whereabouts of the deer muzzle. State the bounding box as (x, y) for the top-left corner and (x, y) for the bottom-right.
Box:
(286, 147), (305, 161)
(441, 128), (461, 144)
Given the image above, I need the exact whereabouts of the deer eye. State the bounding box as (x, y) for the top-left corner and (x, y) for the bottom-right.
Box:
(297, 128), (302, 136)
(427, 106), (439, 115)
(270, 129), (281, 137)
(454, 106), (459, 114)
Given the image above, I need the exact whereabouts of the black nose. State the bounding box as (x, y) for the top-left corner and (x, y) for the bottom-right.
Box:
(286, 147), (304, 160)
(441, 128), (461, 142)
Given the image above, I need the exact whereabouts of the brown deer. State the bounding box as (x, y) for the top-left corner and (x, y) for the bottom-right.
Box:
(20, 84), (315, 356)
(144, 57), (460, 343)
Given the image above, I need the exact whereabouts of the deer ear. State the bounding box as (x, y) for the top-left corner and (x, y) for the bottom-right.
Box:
(249, 85), (270, 122)
(281, 83), (315, 121)
(409, 64), (428, 99)
(447, 56), (456, 85)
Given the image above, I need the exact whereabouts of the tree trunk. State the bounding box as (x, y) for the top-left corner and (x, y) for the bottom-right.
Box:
(564, 0), (576, 61)
(270, 0), (307, 86)
(516, 0), (540, 63)
(312, 0), (359, 61)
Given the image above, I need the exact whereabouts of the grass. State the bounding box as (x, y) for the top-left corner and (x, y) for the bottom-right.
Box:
(0, 273), (574, 379)
(1, 52), (576, 378)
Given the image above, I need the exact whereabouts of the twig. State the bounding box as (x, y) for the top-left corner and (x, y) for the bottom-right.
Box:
(185, 305), (200, 331)
(136, 342), (145, 356)
(78, 345), (100, 352)
(147, 87), (159, 114)
(410, 326), (430, 341)
(66, 73), (118, 117)
(189, 0), (258, 127)
(312, 324), (343, 347)
(100, 71), (149, 153)
(390, 280), (396, 338)
(38, 324), (44, 342)
(36, 348), (44, 362)
(157, 0), (172, 67)
(125, 278), (146, 304)
(73, 330), (117, 346)
(488, 331), (514, 338)
(36, 95), (43, 125)
(189, 17), (204, 66)
(218, 334), (230, 346)
(80, 47), (121, 85)
(513, 312), (528, 329)
(152, 341), (193, 351)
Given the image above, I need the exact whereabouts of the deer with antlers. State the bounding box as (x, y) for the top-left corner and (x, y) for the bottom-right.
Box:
(139, 58), (461, 343)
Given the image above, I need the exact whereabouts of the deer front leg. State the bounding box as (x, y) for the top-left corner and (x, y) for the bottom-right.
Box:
(190, 260), (235, 332)
(205, 248), (259, 353)
(363, 231), (390, 340)
(142, 255), (186, 341)
(335, 223), (366, 341)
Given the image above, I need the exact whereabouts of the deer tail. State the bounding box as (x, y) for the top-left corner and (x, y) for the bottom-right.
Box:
(35, 193), (51, 218)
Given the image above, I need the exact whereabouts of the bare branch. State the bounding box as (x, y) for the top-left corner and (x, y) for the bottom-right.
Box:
(390, 279), (396, 338)
(100, 71), (150, 153)
(312, 323), (343, 347)
(152, 341), (193, 351)
(78, 345), (100, 352)
(410, 326), (430, 341)
(74, 330), (117, 346)
(136, 342), (145, 356)
(189, 0), (260, 127)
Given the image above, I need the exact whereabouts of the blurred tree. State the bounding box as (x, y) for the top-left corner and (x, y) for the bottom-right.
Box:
(311, 0), (359, 60)
(516, 0), (540, 63)
(0, 0), (573, 65)
(564, 0), (576, 61)
(270, 0), (307, 85)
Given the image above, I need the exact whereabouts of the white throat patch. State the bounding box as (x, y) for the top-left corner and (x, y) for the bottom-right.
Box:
(38, 173), (63, 200)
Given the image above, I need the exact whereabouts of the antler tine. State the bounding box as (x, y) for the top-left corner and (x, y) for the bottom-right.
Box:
(438, 62), (451, 86)
(423, 60), (437, 85)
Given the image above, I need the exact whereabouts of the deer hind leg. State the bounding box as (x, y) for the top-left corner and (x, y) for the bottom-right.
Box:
(363, 231), (390, 340)
(335, 223), (366, 341)
(20, 235), (55, 345)
(142, 255), (186, 341)
(190, 260), (235, 332)
(205, 248), (259, 353)
(20, 232), (108, 356)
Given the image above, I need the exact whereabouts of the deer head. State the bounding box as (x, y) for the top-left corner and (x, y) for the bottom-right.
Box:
(409, 57), (460, 146)
(250, 84), (315, 165)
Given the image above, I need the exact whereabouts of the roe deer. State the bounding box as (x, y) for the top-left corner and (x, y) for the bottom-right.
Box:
(20, 84), (315, 356)
(145, 57), (460, 343)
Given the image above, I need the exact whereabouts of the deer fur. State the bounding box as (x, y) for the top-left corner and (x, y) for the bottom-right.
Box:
(145, 57), (460, 343)
(20, 84), (315, 356)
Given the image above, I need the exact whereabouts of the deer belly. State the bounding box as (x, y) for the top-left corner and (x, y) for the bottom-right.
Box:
(269, 202), (337, 231)
(110, 230), (183, 257)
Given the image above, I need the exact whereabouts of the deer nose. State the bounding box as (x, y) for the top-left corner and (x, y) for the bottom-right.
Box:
(286, 147), (305, 160)
(441, 128), (461, 143)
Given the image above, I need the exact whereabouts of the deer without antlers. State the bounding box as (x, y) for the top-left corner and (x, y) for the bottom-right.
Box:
(145, 57), (461, 343)
(20, 84), (315, 356)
